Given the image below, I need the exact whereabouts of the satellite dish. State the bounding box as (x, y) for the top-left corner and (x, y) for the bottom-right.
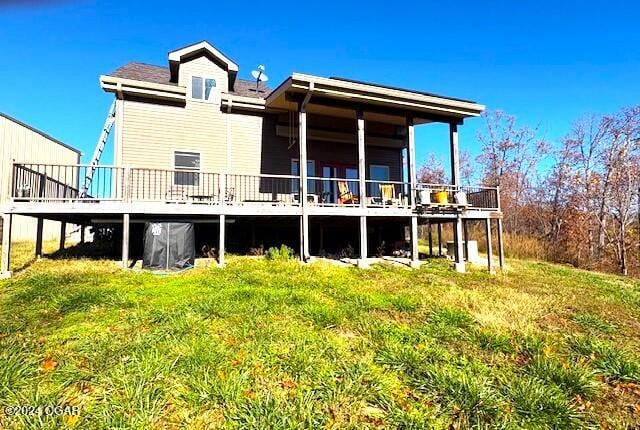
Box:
(251, 65), (268, 90)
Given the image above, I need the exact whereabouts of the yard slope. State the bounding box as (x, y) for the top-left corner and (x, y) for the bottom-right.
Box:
(0, 257), (639, 429)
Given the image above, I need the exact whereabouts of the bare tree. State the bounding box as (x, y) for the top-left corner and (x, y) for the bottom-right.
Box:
(418, 153), (447, 184)
(476, 110), (549, 234)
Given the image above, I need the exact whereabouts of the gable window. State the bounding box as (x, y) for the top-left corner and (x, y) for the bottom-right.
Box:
(174, 151), (200, 186)
(191, 76), (217, 102)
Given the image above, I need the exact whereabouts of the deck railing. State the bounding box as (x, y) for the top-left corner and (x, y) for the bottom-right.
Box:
(415, 183), (500, 210)
(9, 163), (500, 211)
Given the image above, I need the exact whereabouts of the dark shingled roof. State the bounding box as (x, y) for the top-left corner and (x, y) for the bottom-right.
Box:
(108, 62), (270, 98)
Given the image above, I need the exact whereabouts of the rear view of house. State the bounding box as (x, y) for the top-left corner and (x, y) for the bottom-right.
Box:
(0, 113), (80, 246)
(0, 41), (504, 276)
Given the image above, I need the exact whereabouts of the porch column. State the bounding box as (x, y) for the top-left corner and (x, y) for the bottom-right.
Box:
(59, 222), (66, 252)
(410, 216), (419, 267)
(453, 217), (465, 272)
(497, 218), (505, 269)
(407, 117), (417, 207)
(357, 110), (366, 208)
(219, 214), (226, 267)
(428, 222), (433, 256)
(1, 213), (12, 277)
(122, 213), (129, 268)
(449, 121), (465, 273)
(80, 225), (85, 244)
(299, 106), (310, 261)
(35, 217), (44, 259)
(438, 223), (443, 256)
(356, 110), (368, 268)
(485, 218), (493, 273)
(449, 122), (461, 186)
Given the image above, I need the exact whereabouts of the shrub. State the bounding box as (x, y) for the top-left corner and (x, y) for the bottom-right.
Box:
(265, 245), (295, 261)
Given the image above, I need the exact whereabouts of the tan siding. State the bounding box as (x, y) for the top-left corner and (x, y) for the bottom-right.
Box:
(120, 100), (227, 172)
(229, 113), (263, 175)
(0, 115), (79, 240)
(178, 55), (229, 97)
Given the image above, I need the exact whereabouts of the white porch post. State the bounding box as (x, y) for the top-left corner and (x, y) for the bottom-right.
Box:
(450, 122), (461, 186)
(408, 117), (419, 267)
(219, 214), (226, 267)
(357, 110), (368, 268)
(450, 121), (465, 273)
(1, 213), (12, 277)
(299, 106), (310, 261)
(408, 117), (417, 206)
(122, 213), (130, 269)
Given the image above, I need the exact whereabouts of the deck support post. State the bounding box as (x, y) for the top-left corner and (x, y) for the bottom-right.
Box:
(463, 220), (469, 261)
(80, 224), (85, 244)
(410, 216), (420, 268)
(121, 214), (129, 269)
(1, 213), (12, 278)
(59, 222), (66, 252)
(298, 104), (310, 261)
(428, 222), (433, 256)
(437, 223), (443, 256)
(219, 214), (225, 267)
(497, 218), (505, 270)
(358, 215), (368, 268)
(485, 218), (493, 274)
(35, 217), (43, 259)
(453, 217), (466, 273)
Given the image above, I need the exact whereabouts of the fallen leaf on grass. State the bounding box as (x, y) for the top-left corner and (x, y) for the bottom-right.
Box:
(41, 359), (58, 372)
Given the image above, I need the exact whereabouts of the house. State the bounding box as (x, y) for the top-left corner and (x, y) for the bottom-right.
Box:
(0, 112), (81, 247)
(0, 41), (504, 277)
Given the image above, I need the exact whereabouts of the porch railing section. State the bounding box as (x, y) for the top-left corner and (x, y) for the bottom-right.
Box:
(415, 183), (500, 211)
(10, 163), (302, 206)
(365, 180), (411, 208)
(9, 163), (499, 211)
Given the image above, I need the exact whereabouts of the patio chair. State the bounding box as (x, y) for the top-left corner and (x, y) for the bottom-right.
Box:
(379, 184), (401, 206)
(337, 181), (358, 205)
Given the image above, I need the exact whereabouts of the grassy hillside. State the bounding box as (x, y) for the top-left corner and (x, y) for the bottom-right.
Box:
(0, 252), (639, 429)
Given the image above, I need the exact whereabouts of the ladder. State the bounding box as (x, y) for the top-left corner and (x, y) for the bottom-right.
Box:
(81, 100), (117, 197)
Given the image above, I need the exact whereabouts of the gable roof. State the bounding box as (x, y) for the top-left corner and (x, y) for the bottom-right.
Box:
(108, 62), (269, 98)
(168, 41), (238, 73)
(0, 112), (81, 155)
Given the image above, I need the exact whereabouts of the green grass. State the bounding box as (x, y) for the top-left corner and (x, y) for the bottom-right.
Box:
(0, 247), (639, 429)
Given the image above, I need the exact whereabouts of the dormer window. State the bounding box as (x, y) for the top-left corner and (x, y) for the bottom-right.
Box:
(191, 76), (217, 102)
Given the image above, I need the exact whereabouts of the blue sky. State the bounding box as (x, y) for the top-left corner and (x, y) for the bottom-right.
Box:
(0, 0), (638, 175)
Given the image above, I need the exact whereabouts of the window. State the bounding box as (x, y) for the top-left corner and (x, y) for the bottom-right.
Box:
(174, 151), (200, 186)
(291, 159), (315, 193)
(191, 76), (217, 102)
(369, 165), (390, 197)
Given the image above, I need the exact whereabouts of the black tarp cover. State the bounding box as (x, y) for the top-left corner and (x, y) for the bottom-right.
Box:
(143, 222), (195, 271)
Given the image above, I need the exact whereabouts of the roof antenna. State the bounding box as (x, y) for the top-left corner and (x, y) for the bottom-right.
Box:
(251, 65), (269, 91)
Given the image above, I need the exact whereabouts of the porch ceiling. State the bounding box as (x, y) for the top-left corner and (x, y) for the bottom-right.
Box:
(266, 73), (485, 125)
